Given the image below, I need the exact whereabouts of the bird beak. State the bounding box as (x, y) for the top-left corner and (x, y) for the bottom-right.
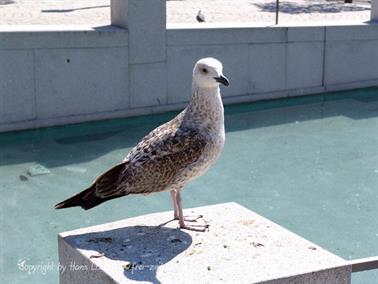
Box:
(214, 75), (230, 87)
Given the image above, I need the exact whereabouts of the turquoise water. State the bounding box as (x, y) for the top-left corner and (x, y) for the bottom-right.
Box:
(0, 88), (377, 283)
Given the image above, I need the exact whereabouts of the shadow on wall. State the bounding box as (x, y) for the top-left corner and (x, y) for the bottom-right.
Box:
(0, 0), (15, 5)
(41, 5), (109, 13)
(254, 1), (370, 14)
(0, 88), (377, 169)
(63, 225), (192, 284)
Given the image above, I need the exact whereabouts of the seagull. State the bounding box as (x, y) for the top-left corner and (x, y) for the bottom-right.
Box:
(196, 10), (205, 23)
(55, 58), (229, 232)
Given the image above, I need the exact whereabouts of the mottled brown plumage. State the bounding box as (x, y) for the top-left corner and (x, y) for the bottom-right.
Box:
(55, 58), (229, 231)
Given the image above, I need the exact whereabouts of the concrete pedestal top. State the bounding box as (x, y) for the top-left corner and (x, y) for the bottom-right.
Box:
(58, 202), (351, 283)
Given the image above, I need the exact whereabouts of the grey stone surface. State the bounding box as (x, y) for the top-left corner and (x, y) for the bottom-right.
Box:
(58, 203), (351, 284)
(0, 26), (128, 49)
(127, 0), (166, 64)
(373, 0), (378, 21)
(59, 234), (117, 284)
(260, 266), (352, 284)
(111, 0), (128, 29)
(35, 47), (128, 118)
(129, 62), (167, 108)
(288, 26), (324, 42)
(349, 256), (378, 272)
(287, 42), (324, 89)
(166, 47), (193, 104)
(167, 27), (287, 46)
(0, 50), (35, 123)
(325, 40), (378, 85)
(326, 24), (378, 41)
(249, 43), (287, 93)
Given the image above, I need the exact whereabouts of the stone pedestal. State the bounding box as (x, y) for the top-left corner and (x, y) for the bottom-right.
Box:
(372, 0), (378, 21)
(58, 203), (352, 283)
(111, 0), (166, 64)
(110, 0), (167, 108)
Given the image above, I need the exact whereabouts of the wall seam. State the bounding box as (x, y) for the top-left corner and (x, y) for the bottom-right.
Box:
(32, 49), (37, 120)
(321, 27), (327, 90)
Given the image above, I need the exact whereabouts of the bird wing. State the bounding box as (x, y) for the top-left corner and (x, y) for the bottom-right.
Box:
(95, 125), (207, 198)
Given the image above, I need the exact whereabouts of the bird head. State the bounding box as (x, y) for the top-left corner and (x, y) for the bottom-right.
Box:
(193, 58), (230, 89)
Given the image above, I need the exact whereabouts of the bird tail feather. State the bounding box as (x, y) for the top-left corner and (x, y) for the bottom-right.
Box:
(54, 186), (101, 210)
(54, 162), (128, 210)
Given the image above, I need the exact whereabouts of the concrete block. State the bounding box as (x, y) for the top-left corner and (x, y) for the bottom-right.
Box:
(111, 0), (129, 28)
(127, 0), (166, 64)
(0, 50), (35, 123)
(326, 25), (378, 41)
(167, 27), (287, 46)
(287, 42), (324, 89)
(372, 0), (378, 21)
(0, 27), (128, 50)
(324, 40), (378, 85)
(167, 45), (249, 104)
(35, 47), (129, 119)
(129, 63), (167, 108)
(288, 27), (324, 42)
(249, 44), (287, 93)
(58, 203), (351, 284)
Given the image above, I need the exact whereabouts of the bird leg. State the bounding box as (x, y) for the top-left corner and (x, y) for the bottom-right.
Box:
(170, 190), (179, 219)
(170, 190), (204, 222)
(172, 190), (209, 232)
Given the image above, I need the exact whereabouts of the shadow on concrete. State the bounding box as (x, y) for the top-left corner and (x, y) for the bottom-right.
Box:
(41, 5), (109, 13)
(92, 25), (127, 32)
(254, 1), (370, 14)
(0, 88), (377, 169)
(0, 0), (15, 5)
(64, 225), (192, 284)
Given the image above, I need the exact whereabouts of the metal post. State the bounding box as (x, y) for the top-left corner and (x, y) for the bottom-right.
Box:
(275, 0), (279, 25)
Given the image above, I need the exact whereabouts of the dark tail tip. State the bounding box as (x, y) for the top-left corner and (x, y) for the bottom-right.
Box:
(54, 188), (91, 210)
(54, 186), (105, 211)
(54, 197), (80, 209)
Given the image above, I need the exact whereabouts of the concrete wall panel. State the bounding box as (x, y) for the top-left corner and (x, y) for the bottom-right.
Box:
(326, 25), (378, 41)
(130, 62), (167, 108)
(0, 50), (35, 123)
(167, 28), (287, 46)
(35, 47), (128, 118)
(287, 42), (324, 89)
(325, 40), (378, 85)
(288, 27), (324, 42)
(1, 22), (378, 132)
(249, 44), (287, 93)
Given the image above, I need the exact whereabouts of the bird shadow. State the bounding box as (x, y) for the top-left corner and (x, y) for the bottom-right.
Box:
(253, 1), (370, 14)
(63, 225), (192, 284)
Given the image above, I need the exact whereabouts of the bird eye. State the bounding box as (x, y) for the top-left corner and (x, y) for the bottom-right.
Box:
(202, 68), (208, 73)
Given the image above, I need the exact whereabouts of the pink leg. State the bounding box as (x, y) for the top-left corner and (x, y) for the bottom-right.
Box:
(171, 190), (201, 221)
(175, 190), (208, 232)
(170, 190), (179, 219)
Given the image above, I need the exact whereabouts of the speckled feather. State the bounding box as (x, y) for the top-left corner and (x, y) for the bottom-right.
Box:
(96, 114), (208, 198)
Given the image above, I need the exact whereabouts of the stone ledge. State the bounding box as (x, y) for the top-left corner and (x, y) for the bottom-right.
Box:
(0, 26), (128, 50)
(58, 202), (351, 284)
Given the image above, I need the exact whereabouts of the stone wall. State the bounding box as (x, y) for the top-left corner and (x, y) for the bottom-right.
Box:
(0, 0), (377, 132)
